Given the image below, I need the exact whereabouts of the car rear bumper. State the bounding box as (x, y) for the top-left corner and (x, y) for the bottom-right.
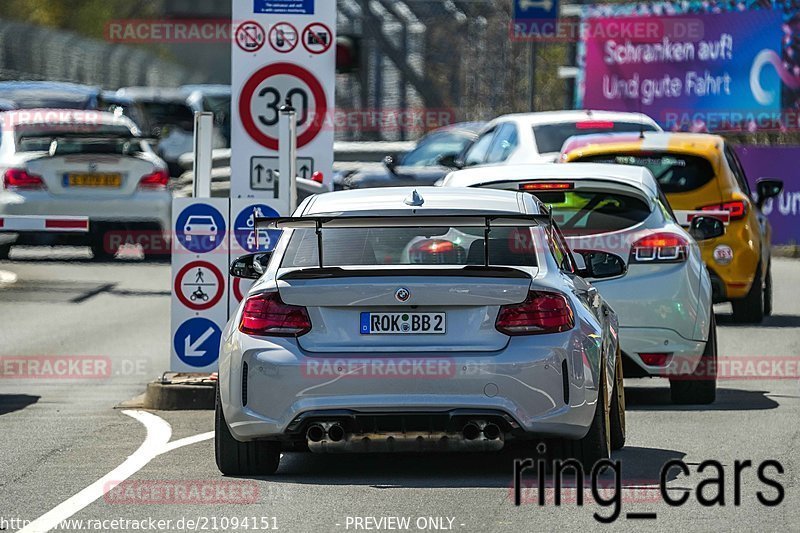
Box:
(0, 191), (171, 231)
(619, 327), (706, 377)
(219, 334), (602, 443)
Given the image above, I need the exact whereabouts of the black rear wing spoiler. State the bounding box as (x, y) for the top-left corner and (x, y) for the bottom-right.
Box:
(255, 213), (551, 269)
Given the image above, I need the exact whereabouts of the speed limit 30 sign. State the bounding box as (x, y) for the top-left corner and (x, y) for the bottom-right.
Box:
(231, 0), (336, 205)
(238, 63), (326, 151)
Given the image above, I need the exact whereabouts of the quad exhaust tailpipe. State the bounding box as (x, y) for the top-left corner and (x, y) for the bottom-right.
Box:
(306, 420), (504, 453)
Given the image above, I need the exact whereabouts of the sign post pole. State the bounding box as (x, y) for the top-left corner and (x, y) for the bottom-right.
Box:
(279, 101), (298, 213)
(192, 112), (214, 199)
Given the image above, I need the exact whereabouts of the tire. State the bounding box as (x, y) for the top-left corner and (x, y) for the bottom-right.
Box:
(559, 362), (611, 471)
(731, 266), (764, 323)
(215, 386), (281, 476)
(0, 243), (11, 260)
(669, 312), (717, 405)
(763, 262), (773, 317)
(90, 233), (117, 261)
(609, 348), (626, 451)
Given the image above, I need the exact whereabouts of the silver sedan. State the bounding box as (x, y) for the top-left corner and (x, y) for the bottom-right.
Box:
(217, 186), (625, 475)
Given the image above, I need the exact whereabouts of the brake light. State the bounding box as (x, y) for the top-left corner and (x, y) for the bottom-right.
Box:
(139, 169), (170, 190)
(640, 353), (671, 366)
(4, 168), (45, 190)
(700, 200), (747, 220)
(496, 291), (574, 336)
(630, 232), (689, 263)
(239, 292), (311, 337)
(520, 182), (573, 191)
(576, 121), (615, 130)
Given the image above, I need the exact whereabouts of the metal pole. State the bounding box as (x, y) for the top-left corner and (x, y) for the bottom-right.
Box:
(192, 112), (214, 198)
(279, 99), (298, 214)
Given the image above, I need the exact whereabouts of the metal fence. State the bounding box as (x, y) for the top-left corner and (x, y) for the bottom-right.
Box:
(0, 18), (203, 88)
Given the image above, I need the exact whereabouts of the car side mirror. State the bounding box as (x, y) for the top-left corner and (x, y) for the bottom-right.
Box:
(689, 216), (725, 241)
(230, 252), (272, 280)
(575, 250), (626, 280)
(383, 154), (399, 175)
(756, 178), (783, 208)
(438, 154), (462, 169)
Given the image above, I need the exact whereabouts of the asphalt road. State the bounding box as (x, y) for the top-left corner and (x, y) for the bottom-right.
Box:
(1, 248), (799, 532)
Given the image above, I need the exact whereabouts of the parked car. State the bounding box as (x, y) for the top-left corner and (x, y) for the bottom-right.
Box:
(115, 87), (226, 176)
(0, 110), (171, 260)
(340, 122), (484, 189)
(560, 132), (783, 323)
(0, 81), (101, 110)
(182, 84), (231, 147)
(443, 163), (724, 403)
(218, 186), (626, 475)
(449, 110), (661, 169)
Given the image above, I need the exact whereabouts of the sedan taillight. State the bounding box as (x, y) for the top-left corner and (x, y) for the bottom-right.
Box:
(700, 200), (747, 220)
(239, 292), (312, 337)
(630, 232), (689, 263)
(4, 168), (45, 190)
(496, 291), (574, 336)
(139, 169), (170, 190)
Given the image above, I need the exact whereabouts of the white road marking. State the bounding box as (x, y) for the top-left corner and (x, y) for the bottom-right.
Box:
(0, 269), (18, 286)
(18, 410), (213, 533)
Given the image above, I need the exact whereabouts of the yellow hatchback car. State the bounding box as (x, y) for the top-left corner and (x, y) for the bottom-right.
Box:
(561, 132), (783, 323)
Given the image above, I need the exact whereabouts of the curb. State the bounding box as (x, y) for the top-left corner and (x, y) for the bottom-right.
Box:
(142, 372), (217, 411)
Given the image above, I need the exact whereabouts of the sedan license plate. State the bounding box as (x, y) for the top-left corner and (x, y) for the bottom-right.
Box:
(64, 173), (122, 188)
(360, 312), (446, 335)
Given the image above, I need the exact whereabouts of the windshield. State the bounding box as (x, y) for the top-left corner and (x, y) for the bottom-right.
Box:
(15, 124), (135, 152)
(529, 190), (652, 234)
(533, 122), (659, 154)
(402, 133), (473, 167)
(576, 153), (715, 194)
(281, 226), (538, 268)
(140, 102), (194, 132)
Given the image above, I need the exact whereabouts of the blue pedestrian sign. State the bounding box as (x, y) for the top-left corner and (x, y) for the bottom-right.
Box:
(174, 317), (222, 368)
(175, 203), (227, 253)
(233, 204), (282, 253)
(514, 0), (558, 20)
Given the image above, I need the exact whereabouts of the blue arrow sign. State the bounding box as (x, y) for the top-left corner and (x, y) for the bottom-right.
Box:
(174, 317), (222, 368)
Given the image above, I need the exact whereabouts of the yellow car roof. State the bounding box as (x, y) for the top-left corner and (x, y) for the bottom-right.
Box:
(563, 132), (725, 165)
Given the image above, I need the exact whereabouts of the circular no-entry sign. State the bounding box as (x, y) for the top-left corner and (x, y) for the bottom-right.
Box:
(269, 22), (298, 53)
(239, 62), (327, 150)
(236, 20), (266, 52)
(174, 261), (225, 311)
(302, 23), (333, 54)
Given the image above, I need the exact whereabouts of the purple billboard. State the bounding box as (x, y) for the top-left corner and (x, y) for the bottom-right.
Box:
(735, 145), (800, 245)
(580, 9), (787, 131)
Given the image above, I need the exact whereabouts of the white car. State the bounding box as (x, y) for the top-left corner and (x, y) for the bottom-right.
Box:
(442, 163), (722, 404)
(218, 187), (626, 475)
(453, 110), (662, 169)
(0, 109), (171, 259)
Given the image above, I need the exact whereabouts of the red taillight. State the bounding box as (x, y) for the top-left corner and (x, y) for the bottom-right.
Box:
(4, 168), (45, 190)
(139, 169), (170, 190)
(640, 353), (671, 366)
(239, 292), (311, 337)
(496, 291), (574, 336)
(630, 232), (689, 263)
(520, 182), (574, 191)
(576, 121), (615, 130)
(700, 200), (747, 220)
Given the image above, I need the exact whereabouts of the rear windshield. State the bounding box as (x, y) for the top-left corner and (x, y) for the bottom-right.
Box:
(576, 153), (715, 194)
(16, 124), (136, 152)
(531, 190), (651, 234)
(281, 226), (538, 268)
(533, 122), (659, 154)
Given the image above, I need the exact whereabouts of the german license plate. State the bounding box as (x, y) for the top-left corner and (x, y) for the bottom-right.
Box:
(360, 312), (446, 335)
(64, 173), (122, 188)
